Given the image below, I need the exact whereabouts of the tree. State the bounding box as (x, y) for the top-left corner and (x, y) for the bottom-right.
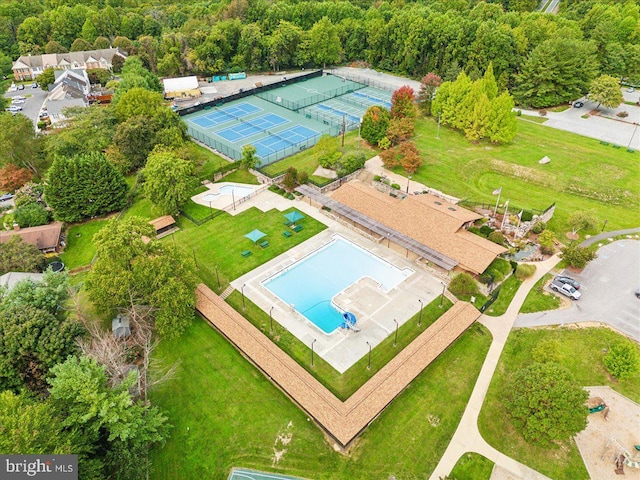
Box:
(87, 216), (198, 338)
(86, 68), (112, 85)
(567, 211), (598, 236)
(399, 141), (422, 175)
(417, 73), (442, 115)
(70, 38), (92, 52)
(587, 74), (623, 110)
(142, 148), (198, 216)
(45, 152), (129, 222)
(283, 167), (298, 191)
(0, 236), (46, 275)
(36, 67), (55, 90)
(267, 21), (303, 71)
(390, 85), (416, 119)
(306, 17), (342, 68)
(486, 92), (517, 143)
(603, 341), (640, 379)
(538, 230), (556, 255)
(560, 244), (598, 269)
(240, 144), (259, 170)
(448, 273), (479, 296)
(93, 36), (110, 50)
(0, 113), (45, 175)
(44, 40), (68, 54)
(361, 105), (391, 146)
(111, 115), (158, 171)
(13, 202), (49, 228)
(113, 87), (165, 122)
(504, 363), (588, 447)
(0, 163), (33, 192)
(313, 134), (340, 168)
(386, 117), (415, 145)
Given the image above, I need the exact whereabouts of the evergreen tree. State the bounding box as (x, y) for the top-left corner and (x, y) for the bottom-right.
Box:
(487, 92), (517, 143)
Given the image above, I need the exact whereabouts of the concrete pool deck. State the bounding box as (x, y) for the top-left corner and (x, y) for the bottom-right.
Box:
(232, 228), (446, 373)
(191, 181), (265, 211)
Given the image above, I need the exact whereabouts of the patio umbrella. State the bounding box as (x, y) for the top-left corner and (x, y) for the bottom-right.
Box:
(284, 210), (305, 227)
(244, 229), (267, 244)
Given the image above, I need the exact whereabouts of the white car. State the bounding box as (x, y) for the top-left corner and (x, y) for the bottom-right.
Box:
(6, 105), (22, 112)
(627, 87), (635, 93)
(11, 99), (25, 104)
(13, 95), (25, 100)
(8, 84), (17, 92)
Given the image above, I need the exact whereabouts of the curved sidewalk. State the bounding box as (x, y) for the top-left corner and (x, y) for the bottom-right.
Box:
(580, 227), (640, 247)
(429, 254), (561, 480)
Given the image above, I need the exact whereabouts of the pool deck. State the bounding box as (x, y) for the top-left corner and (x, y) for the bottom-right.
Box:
(191, 182), (265, 211)
(232, 226), (446, 373)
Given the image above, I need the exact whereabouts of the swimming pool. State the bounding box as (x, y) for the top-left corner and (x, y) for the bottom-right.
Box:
(202, 184), (254, 202)
(263, 236), (413, 334)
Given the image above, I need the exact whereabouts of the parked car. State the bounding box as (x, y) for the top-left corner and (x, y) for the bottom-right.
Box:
(13, 95), (25, 100)
(9, 84), (17, 92)
(573, 101), (584, 108)
(555, 275), (580, 290)
(550, 279), (582, 300)
(11, 99), (25, 104)
(17, 84), (25, 90)
(627, 87), (636, 93)
(6, 105), (22, 112)
(0, 193), (14, 202)
(635, 288), (640, 299)
(31, 82), (38, 89)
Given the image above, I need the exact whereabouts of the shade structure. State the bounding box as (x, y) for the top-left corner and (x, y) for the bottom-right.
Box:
(244, 229), (267, 244)
(284, 210), (305, 226)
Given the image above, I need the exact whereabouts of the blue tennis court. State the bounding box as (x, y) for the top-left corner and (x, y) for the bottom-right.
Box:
(352, 91), (392, 108)
(228, 468), (305, 480)
(190, 102), (262, 128)
(217, 113), (290, 142)
(316, 104), (360, 123)
(253, 125), (319, 158)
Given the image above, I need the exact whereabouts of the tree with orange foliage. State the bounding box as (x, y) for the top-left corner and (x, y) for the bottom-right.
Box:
(390, 85), (416, 119)
(0, 163), (33, 192)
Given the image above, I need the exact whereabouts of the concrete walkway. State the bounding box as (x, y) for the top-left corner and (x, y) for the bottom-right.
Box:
(429, 254), (561, 480)
(580, 227), (640, 247)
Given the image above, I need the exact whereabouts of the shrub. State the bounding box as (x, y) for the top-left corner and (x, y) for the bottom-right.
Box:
(531, 339), (562, 364)
(617, 111), (629, 118)
(448, 273), (479, 296)
(560, 244), (597, 269)
(373, 175), (381, 182)
(538, 230), (555, 255)
(488, 231), (506, 246)
(531, 221), (546, 234)
(539, 109), (547, 117)
(603, 341), (640, 379)
(297, 171), (309, 185)
(479, 225), (494, 237)
(515, 263), (536, 280)
(37, 121), (47, 130)
(521, 211), (534, 222)
(468, 226), (482, 236)
(391, 183), (401, 190)
(478, 273), (493, 284)
(13, 202), (50, 228)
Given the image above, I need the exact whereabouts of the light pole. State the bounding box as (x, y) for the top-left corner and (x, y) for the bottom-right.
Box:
(601, 219), (608, 233)
(418, 299), (423, 327)
(208, 200), (213, 218)
(393, 319), (398, 347)
(215, 264), (220, 290)
(366, 341), (371, 370)
(440, 282), (446, 308)
(232, 190), (236, 210)
(406, 175), (411, 194)
(311, 339), (317, 367)
(241, 283), (246, 310)
(436, 113), (441, 139)
(358, 117), (363, 149)
(269, 306), (274, 334)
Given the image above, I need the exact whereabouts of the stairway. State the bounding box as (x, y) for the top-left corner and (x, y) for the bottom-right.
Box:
(220, 285), (235, 300)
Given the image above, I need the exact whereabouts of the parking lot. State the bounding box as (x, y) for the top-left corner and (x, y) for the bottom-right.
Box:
(4, 84), (48, 127)
(514, 239), (640, 341)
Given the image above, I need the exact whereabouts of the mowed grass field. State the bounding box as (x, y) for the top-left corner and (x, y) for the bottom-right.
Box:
(149, 320), (491, 480)
(407, 117), (640, 237)
(478, 327), (640, 480)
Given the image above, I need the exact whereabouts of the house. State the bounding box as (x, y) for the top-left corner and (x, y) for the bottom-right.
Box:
(0, 272), (44, 291)
(163, 76), (201, 99)
(149, 215), (177, 237)
(43, 69), (91, 124)
(330, 181), (507, 275)
(12, 48), (128, 81)
(0, 222), (63, 253)
(112, 314), (131, 339)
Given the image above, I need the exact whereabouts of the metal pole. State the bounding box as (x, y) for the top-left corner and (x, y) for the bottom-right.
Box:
(440, 282), (446, 308)
(215, 265), (220, 289)
(493, 189), (501, 218)
(209, 200), (213, 218)
(192, 247), (197, 268)
(358, 117), (363, 149)
(436, 114), (441, 139)
(601, 219), (608, 233)
(269, 306), (274, 334)
(311, 339), (316, 367)
(627, 122), (638, 150)
(241, 284), (246, 310)
(418, 299), (423, 326)
(393, 319), (398, 347)
(232, 190), (236, 210)
(366, 341), (371, 370)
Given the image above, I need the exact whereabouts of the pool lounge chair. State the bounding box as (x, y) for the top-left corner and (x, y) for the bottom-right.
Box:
(241, 250), (252, 257)
(292, 224), (303, 233)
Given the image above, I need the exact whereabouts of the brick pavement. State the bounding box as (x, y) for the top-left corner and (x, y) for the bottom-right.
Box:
(196, 283), (480, 448)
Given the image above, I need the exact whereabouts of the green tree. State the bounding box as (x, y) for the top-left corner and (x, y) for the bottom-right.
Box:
(36, 67), (55, 90)
(142, 148), (198, 216)
(93, 36), (110, 50)
(587, 74), (623, 110)
(504, 363), (588, 447)
(0, 236), (46, 276)
(567, 211), (598, 236)
(306, 16), (342, 68)
(13, 202), (49, 228)
(113, 87), (165, 122)
(560, 244), (598, 269)
(70, 38), (92, 52)
(267, 21), (303, 71)
(81, 18), (98, 43)
(45, 152), (129, 222)
(240, 144), (259, 170)
(87, 216), (198, 338)
(0, 112), (45, 174)
(603, 341), (640, 379)
(283, 167), (298, 191)
(390, 85), (416, 119)
(44, 40), (68, 54)
(361, 105), (391, 146)
(111, 115), (158, 171)
(417, 72), (442, 115)
(487, 92), (517, 143)
(313, 134), (341, 168)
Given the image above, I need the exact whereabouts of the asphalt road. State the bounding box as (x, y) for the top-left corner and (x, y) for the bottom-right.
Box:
(4, 86), (48, 127)
(514, 240), (640, 341)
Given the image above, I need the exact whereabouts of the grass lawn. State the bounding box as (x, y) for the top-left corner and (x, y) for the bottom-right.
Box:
(450, 452), (494, 480)
(519, 273), (561, 314)
(227, 291), (453, 400)
(260, 130), (376, 177)
(520, 114), (549, 124)
(149, 319), (491, 480)
(408, 117), (640, 238)
(60, 219), (109, 269)
(478, 327), (640, 480)
(184, 141), (229, 180)
(172, 206), (327, 290)
(484, 275), (523, 317)
(122, 195), (165, 221)
(180, 186), (212, 223)
(220, 169), (260, 184)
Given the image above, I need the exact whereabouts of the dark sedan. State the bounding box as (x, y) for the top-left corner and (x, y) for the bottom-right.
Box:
(555, 275), (581, 290)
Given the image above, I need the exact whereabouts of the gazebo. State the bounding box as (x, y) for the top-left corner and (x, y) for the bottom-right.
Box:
(284, 210), (305, 227)
(244, 229), (267, 245)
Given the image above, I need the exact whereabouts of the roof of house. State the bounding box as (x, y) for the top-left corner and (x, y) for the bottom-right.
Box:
(112, 314), (131, 339)
(330, 181), (506, 274)
(0, 222), (63, 251)
(12, 48), (127, 70)
(163, 76), (199, 93)
(149, 215), (176, 231)
(0, 272), (44, 290)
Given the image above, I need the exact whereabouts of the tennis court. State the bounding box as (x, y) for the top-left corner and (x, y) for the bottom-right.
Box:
(217, 113), (290, 142)
(341, 86), (392, 109)
(253, 125), (320, 158)
(189, 102), (262, 128)
(228, 468), (305, 480)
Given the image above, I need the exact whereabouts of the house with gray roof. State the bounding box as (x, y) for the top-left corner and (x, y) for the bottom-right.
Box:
(12, 48), (127, 81)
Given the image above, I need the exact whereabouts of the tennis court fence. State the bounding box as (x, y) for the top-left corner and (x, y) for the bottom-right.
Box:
(299, 109), (360, 133)
(328, 69), (398, 93)
(256, 81), (366, 111)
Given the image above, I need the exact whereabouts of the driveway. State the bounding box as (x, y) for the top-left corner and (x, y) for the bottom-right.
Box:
(4, 86), (48, 127)
(514, 240), (640, 341)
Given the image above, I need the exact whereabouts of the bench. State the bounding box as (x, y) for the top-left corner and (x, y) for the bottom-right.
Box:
(284, 220), (293, 226)
(283, 230), (292, 238)
(241, 250), (252, 257)
(259, 241), (270, 248)
(292, 225), (303, 233)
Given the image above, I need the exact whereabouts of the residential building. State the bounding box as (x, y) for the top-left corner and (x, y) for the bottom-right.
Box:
(0, 222), (63, 253)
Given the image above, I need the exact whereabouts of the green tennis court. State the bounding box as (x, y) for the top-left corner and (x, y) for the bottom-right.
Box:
(228, 468), (307, 480)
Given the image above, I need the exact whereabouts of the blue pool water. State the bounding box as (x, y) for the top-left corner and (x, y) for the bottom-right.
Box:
(263, 236), (412, 333)
(202, 185), (254, 202)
